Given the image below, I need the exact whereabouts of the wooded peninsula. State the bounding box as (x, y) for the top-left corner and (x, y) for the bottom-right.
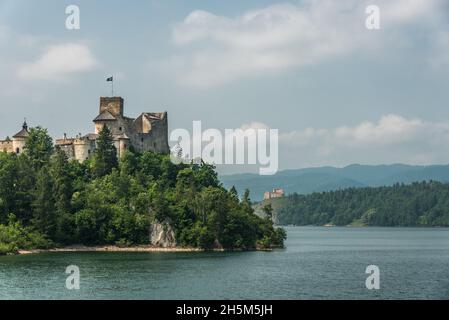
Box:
(0, 126), (286, 255)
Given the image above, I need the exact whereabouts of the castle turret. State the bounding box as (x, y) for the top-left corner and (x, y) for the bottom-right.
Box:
(12, 120), (29, 154)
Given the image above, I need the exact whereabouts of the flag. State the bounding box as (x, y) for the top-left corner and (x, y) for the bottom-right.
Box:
(106, 77), (113, 82)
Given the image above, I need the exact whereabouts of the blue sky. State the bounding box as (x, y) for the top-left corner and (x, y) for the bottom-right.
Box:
(1, 0), (449, 173)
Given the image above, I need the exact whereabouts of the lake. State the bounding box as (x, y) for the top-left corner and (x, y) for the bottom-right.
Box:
(1, 227), (448, 300)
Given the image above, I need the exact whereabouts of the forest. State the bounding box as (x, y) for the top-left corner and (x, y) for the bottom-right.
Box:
(277, 181), (449, 227)
(0, 126), (286, 255)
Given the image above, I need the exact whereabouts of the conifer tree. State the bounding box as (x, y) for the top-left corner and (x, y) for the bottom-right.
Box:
(24, 127), (54, 169)
(92, 125), (118, 177)
(51, 149), (74, 243)
(32, 167), (56, 237)
(229, 186), (239, 201)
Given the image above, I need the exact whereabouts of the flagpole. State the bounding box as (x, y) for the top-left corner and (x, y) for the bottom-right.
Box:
(107, 76), (114, 96)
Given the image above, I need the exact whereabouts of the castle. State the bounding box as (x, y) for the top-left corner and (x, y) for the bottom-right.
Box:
(1, 97), (170, 162)
(264, 188), (285, 200)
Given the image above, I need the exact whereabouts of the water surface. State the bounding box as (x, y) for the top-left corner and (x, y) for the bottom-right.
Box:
(1, 227), (448, 299)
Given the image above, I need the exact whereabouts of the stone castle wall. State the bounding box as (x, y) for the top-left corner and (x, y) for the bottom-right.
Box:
(55, 96), (170, 162)
(0, 137), (27, 155)
(74, 139), (96, 162)
(0, 140), (13, 153)
(12, 138), (26, 155)
(99, 97), (124, 117)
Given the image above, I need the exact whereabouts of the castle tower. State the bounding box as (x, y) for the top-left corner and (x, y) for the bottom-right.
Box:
(117, 134), (130, 158)
(56, 95), (169, 162)
(12, 120), (29, 154)
(99, 97), (124, 117)
(94, 97), (128, 135)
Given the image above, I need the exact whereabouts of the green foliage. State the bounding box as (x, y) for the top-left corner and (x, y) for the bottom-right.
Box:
(277, 181), (449, 227)
(24, 127), (54, 169)
(0, 128), (285, 252)
(92, 125), (118, 177)
(0, 214), (53, 255)
(262, 203), (274, 219)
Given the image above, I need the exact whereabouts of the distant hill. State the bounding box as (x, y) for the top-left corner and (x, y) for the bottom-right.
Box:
(220, 164), (449, 201)
(264, 181), (449, 227)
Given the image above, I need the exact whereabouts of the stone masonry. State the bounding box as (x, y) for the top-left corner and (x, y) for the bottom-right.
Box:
(55, 97), (170, 161)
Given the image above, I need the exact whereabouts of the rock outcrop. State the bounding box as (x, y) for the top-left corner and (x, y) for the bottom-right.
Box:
(150, 221), (176, 248)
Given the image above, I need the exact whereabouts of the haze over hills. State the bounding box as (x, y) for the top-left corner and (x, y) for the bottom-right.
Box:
(220, 164), (449, 201)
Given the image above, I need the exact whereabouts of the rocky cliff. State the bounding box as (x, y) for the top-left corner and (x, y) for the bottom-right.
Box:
(150, 221), (177, 248)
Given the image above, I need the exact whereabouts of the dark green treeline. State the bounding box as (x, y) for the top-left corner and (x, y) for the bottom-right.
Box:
(277, 182), (449, 226)
(0, 126), (285, 254)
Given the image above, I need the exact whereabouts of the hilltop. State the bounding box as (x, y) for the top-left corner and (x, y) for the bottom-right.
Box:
(255, 181), (449, 227)
(221, 164), (449, 201)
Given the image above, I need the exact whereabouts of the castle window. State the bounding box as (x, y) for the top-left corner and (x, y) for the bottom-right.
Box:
(141, 138), (144, 143)
(16, 148), (20, 154)
(119, 127), (122, 131)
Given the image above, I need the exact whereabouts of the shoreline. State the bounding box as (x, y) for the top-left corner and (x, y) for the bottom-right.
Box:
(17, 245), (275, 255)
(281, 225), (449, 228)
(17, 245), (212, 255)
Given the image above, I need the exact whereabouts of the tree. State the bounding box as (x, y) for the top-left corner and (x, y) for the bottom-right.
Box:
(262, 203), (274, 220)
(11, 154), (35, 223)
(242, 189), (252, 213)
(24, 127), (53, 169)
(120, 150), (138, 176)
(0, 124), (287, 252)
(31, 166), (56, 237)
(0, 153), (17, 224)
(229, 186), (239, 201)
(50, 149), (75, 243)
(92, 125), (118, 177)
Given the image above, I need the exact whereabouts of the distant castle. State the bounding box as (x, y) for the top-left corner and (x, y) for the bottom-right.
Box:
(264, 188), (285, 200)
(1, 96), (170, 162)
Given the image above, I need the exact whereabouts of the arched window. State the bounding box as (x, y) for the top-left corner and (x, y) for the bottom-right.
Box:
(16, 148), (20, 154)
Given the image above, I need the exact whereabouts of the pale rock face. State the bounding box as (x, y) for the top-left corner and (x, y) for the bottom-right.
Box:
(150, 222), (177, 248)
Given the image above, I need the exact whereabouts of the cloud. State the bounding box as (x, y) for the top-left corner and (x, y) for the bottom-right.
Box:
(173, 115), (449, 171)
(188, 115), (449, 173)
(276, 114), (449, 167)
(17, 43), (97, 81)
(169, 0), (447, 87)
(333, 114), (424, 145)
(240, 122), (270, 131)
(279, 114), (429, 148)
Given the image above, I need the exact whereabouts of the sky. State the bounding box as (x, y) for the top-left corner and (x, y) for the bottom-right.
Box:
(0, 0), (449, 174)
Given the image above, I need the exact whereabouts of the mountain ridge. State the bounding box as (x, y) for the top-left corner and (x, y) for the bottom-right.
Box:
(220, 164), (449, 201)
